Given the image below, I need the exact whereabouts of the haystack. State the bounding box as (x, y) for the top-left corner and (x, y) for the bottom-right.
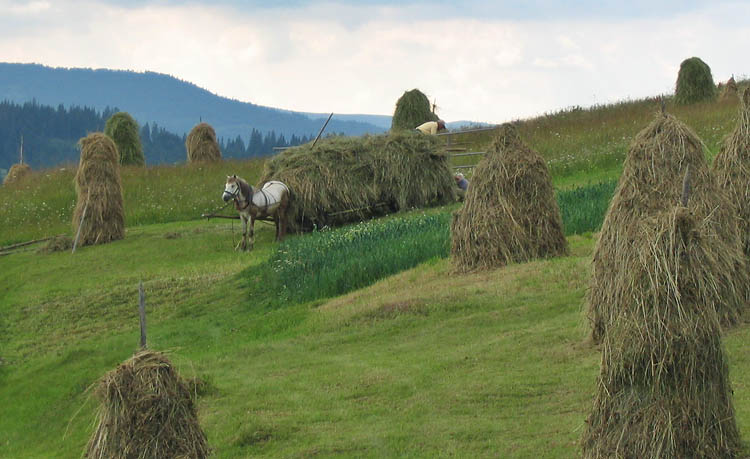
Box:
(713, 88), (750, 256)
(674, 56), (716, 105)
(86, 349), (209, 459)
(72, 133), (125, 246)
(104, 111), (145, 166)
(391, 88), (439, 131)
(450, 124), (567, 272)
(588, 112), (748, 344)
(582, 206), (741, 458)
(259, 131), (456, 233)
(186, 122), (222, 163)
(720, 76), (738, 101)
(3, 163), (31, 185)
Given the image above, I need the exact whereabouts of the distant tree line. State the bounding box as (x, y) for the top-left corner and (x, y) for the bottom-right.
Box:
(0, 99), (311, 169)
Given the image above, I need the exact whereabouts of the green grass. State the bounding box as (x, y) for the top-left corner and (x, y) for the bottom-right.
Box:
(2, 91), (750, 457)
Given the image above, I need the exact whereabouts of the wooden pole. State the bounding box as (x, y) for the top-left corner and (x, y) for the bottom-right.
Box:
(681, 165), (692, 207)
(19, 135), (24, 165)
(311, 113), (333, 148)
(139, 281), (147, 348)
(72, 195), (90, 254)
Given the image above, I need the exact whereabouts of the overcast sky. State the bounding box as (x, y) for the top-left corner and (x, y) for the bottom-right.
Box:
(2, 0), (749, 123)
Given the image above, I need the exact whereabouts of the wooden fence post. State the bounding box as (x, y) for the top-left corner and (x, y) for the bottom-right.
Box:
(139, 281), (147, 348)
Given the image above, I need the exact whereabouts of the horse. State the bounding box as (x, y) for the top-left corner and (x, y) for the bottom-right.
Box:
(222, 175), (290, 251)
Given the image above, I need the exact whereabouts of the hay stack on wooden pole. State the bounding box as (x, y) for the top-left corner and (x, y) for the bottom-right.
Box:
(72, 133), (125, 246)
(259, 131), (456, 233)
(391, 88), (439, 131)
(713, 88), (750, 255)
(720, 76), (739, 101)
(588, 112), (748, 344)
(581, 204), (741, 458)
(104, 111), (145, 166)
(674, 56), (716, 105)
(450, 124), (567, 272)
(186, 122), (222, 163)
(3, 163), (31, 185)
(86, 349), (209, 458)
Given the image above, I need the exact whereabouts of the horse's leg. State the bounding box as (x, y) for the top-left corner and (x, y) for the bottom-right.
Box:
(236, 215), (247, 251)
(248, 216), (255, 250)
(278, 194), (289, 241)
(274, 213), (281, 241)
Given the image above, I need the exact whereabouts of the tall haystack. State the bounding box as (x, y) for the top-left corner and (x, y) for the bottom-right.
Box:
(720, 76), (738, 101)
(86, 349), (209, 459)
(582, 206), (741, 458)
(674, 57), (716, 105)
(72, 133), (125, 246)
(391, 88), (439, 131)
(186, 122), (222, 163)
(259, 131), (456, 233)
(588, 112), (748, 344)
(450, 124), (568, 272)
(713, 88), (750, 256)
(3, 163), (31, 185)
(104, 111), (145, 166)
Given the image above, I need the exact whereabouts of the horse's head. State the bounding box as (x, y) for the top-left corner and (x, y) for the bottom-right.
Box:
(223, 175), (240, 202)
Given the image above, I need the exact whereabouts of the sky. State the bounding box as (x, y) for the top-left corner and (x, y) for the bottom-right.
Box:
(1, 0), (749, 123)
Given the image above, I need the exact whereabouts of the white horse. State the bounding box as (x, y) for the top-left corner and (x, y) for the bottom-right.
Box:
(222, 175), (290, 251)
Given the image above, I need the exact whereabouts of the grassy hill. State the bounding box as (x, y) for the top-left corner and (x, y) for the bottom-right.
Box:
(1, 89), (749, 457)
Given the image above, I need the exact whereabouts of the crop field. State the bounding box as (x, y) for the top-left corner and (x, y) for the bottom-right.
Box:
(1, 89), (749, 457)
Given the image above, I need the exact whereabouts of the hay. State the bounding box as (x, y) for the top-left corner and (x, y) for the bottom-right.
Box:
(186, 122), (222, 163)
(37, 235), (73, 254)
(104, 111), (145, 166)
(258, 131), (456, 233)
(3, 163), (31, 185)
(720, 76), (739, 101)
(72, 133), (125, 246)
(450, 124), (568, 272)
(391, 88), (439, 131)
(674, 57), (716, 105)
(581, 206), (741, 458)
(86, 349), (209, 459)
(713, 88), (750, 256)
(588, 112), (748, 344)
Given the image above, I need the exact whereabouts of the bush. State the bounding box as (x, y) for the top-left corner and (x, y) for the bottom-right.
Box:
(675, 57), (716, 105)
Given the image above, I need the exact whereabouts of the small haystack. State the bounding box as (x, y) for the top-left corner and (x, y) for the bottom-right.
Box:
(104, 111), (145, 166)
(3, 163), (31, 185)
(391, 88), (439, 131)
(674, 56), (716, 105)
(720, 76), (739, 101)
(259, 131), (456, 233)
(582, 206), (741, 458)
(72, 133), (125, 246)
(713, 88), (750, 255)
(86, 349), (209, 459)
(450, 124), (567, 272)
(37, 235), (73, 254)
(588, 112), (748, 344)
(186, 122), (222, 163)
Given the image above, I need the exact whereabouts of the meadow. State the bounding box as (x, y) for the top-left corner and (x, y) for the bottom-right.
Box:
(1, 88), (749, 457)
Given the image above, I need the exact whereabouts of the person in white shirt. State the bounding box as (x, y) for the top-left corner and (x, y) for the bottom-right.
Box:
(415, 120), (447, 134)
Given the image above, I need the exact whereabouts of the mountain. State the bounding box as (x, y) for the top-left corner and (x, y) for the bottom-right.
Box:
(0, 63), (388, 142)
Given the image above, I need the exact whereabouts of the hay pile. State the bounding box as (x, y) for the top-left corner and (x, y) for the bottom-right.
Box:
(37, 235), (73, 254)
(72, 133), (125, 246)
(391, 88), (439, 131)
(674, 56), (716, 105)
(186, 122), (222, 163)
(581, 206), (741, 458)
(713, 88), (750, 256)
(720, 76), (738, 100)
(3, 163), (31, 185)
(588, 112), (748, 344)
(104, 111), (145, 166)
(86, 349), (209, 458)
(259, 131), (456, 233)
(451, 124), (567, 272)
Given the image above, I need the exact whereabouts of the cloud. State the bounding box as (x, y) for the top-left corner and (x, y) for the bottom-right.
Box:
(0, 1), (748, 123)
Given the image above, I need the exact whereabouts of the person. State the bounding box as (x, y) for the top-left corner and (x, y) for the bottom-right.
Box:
(415, 119), (447, 135)
(454, 172), (469, 201)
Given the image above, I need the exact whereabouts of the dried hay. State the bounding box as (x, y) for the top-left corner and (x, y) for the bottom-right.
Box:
(581, 206), (740, 458)
(713, 89), (750, 258)
(450, 124), (568, 272)
(3, 163), (31, 185)
(86, 349), (209, 459)
(104, 111), (145, 166)
(259, 131), (456, 233)
(391, 88), (439, 131)
(37, 235), (73, 254)
(186, 122), (222, 163)
(588, 112), (748, 344)
(720, 76), (739, 101)
(72, 133), (125, 246)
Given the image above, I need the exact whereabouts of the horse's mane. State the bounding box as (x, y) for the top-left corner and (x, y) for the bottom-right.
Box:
(237, 177), (253, 199)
